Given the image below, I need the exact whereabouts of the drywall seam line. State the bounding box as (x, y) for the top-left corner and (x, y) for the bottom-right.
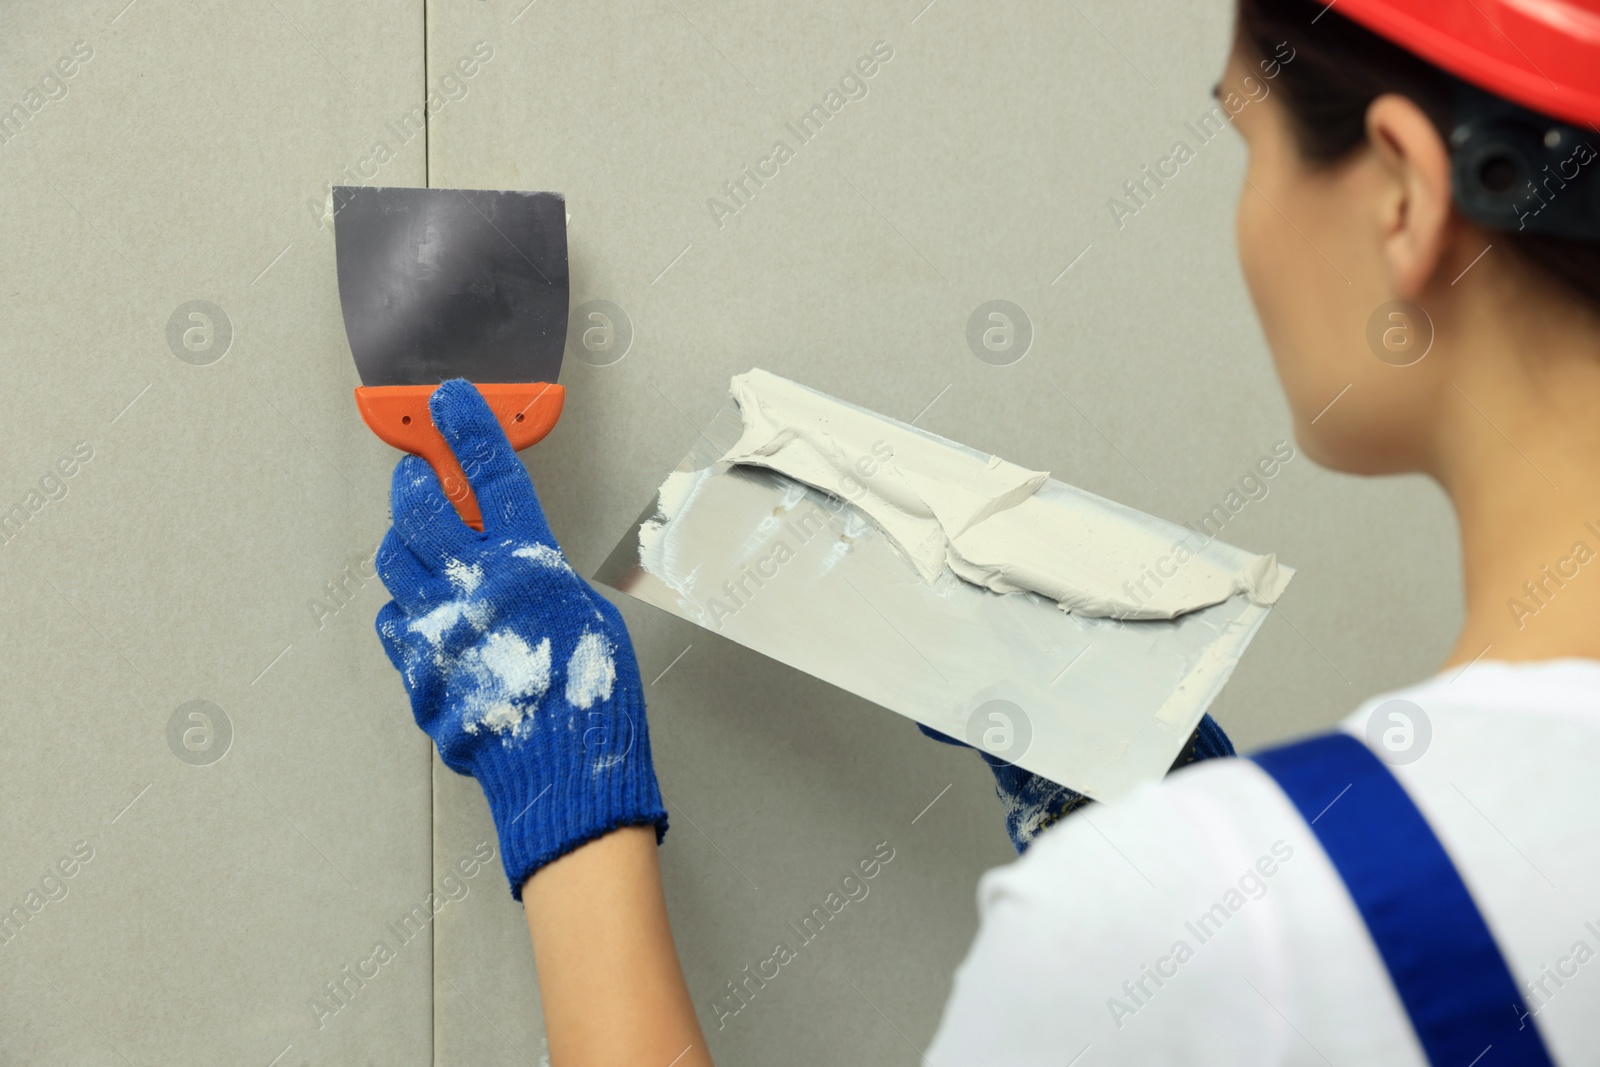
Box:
(422, 0), (437, 1060)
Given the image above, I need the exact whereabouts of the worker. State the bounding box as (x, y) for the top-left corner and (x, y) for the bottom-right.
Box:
(371, 0), (1600, 1061)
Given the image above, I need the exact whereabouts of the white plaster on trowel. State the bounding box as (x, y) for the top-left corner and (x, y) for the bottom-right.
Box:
(639, 467), (717, 603)
(717, 371), (1045, 585)
(715, 369), (1289, 620)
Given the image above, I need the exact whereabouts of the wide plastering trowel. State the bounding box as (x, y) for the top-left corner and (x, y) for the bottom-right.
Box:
(597, 371), (1294, 802)
(333, 185), (569, 529)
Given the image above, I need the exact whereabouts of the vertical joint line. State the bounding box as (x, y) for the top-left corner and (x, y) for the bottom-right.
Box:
(423, 0), (430, 189)
(424, 0), (434, 1045)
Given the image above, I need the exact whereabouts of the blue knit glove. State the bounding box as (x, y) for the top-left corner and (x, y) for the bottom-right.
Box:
(374, 379), (667, 898)
(920, 714), (1235, 852)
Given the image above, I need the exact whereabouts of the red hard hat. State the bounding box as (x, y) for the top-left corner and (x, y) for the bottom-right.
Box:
(1334, 0), (1600, 127)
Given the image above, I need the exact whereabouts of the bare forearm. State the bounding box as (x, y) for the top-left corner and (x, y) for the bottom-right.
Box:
(522, 826), (712, 1066)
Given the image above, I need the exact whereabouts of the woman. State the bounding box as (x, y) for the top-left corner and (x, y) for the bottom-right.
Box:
(373, 0), (1600, 1061)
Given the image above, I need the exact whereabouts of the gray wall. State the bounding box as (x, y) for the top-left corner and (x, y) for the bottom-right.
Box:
(0, 1), (1460, 1064)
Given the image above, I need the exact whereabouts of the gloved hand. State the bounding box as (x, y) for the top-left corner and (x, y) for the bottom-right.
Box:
(374, 379), (667, 898)
(920, 713), (1235, 853)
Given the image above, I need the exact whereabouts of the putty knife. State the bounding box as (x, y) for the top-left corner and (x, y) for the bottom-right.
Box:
(332, 185), (569, 529)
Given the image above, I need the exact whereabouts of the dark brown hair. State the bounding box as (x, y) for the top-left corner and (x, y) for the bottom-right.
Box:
(1236, 0), (1600, 311)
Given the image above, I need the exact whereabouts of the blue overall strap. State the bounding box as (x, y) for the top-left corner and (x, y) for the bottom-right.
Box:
(1252, 732), (1555, 1066)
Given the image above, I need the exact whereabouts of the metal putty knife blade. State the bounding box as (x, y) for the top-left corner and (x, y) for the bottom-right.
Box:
(333, 185), (569, 388)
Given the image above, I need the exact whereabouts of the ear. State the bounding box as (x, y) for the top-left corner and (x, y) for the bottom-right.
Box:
(1365, 94), (1456, 299)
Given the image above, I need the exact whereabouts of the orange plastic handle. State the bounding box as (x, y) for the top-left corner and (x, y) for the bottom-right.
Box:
(354, 382), (565, 530)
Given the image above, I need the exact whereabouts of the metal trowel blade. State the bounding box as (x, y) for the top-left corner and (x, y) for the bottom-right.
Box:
(595, 391), (1290, 802)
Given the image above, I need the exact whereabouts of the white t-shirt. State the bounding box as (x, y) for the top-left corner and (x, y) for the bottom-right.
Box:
(927, 659), (1600, 1066)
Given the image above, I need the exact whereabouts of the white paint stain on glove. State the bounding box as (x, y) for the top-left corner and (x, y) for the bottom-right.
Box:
(398, 544), (613, 744)
(564, 631), (617, 710)
(459, 629), (553, 740)
(512, 543), (573, 572)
